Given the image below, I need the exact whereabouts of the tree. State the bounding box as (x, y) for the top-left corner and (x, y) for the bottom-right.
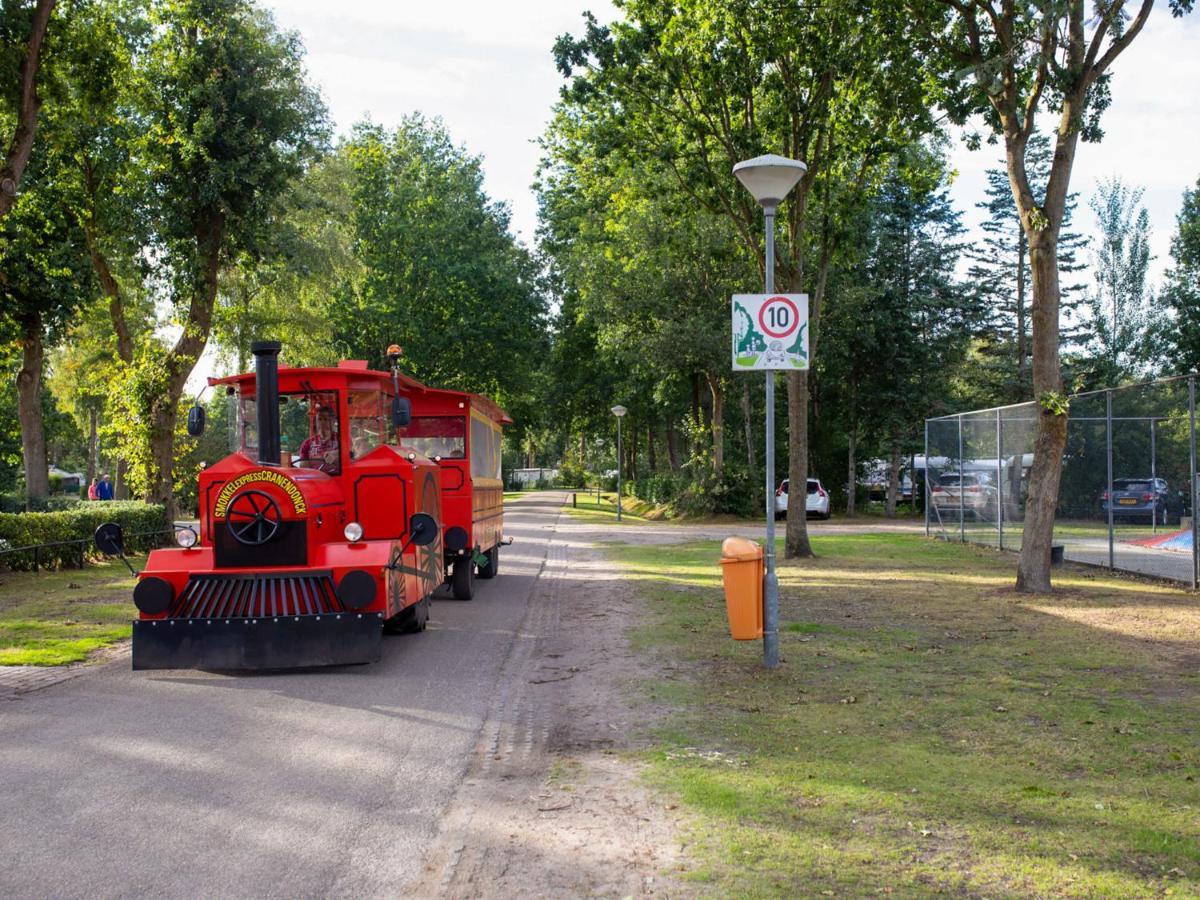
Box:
(1080, 177), (1153, 385)
(918, 0), (1195, 592)
(101, 0), (326, 517)
(213, 153), (358, 371)
(0, 0), (56, 220)
(1162, 176), (1200, 372)
(332, 117), (545, 403)
(965, 135), (1086, 401)
(554, 0), (935, 556)
(0, 156), (92, 506)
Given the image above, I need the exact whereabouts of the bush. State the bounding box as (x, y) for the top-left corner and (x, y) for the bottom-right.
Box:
(558, 457), (587, 489)
(672, 470), (757, 518)
(629, 473), (689, 506)
(0, 501), (168, 571)
(0, 492), (86, 513)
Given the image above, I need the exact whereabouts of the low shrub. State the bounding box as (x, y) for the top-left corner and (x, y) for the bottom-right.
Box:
(629, 473), (689, 506)
(0, 502), (168, 571)
(672, 470), (757, 518)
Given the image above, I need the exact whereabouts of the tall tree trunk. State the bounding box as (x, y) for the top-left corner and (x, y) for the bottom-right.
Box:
(16, 314), (49, 506)
(1016, 230), (1069, 592)
(0, 0), (55, 221)
(666, 424), (679, 471)
(785, 371), (813, 557)
(885, 441), (901, 518)
(86, 407), (98, 487)
(846, 422), (857, 518)
(144, 215), (226, 522)
(1016, 229), (1027, 394)
(647, 422), (657, 472)
(705, 372), (725, 476)
(741, 380), (756, 472)
(114, 458), (129, 500)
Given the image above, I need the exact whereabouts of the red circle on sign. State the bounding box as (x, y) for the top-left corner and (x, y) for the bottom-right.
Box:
(758, 296), (799, 339)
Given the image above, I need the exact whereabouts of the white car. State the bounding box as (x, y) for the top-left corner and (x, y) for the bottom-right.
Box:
(774, 478), (831, 520)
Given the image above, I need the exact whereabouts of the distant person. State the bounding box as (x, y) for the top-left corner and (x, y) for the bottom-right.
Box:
(87, 477), (99, 501)
(97, 474), (114, 501)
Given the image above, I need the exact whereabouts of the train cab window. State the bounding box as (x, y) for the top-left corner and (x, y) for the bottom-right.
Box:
(402, 416), (466, 459)
(347, 390), (386, 460)
(239, 390), (341, 474)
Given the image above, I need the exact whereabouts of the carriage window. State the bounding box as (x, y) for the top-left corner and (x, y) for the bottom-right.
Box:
(470, 415), (501, 480)
(404, 416), (466, 459)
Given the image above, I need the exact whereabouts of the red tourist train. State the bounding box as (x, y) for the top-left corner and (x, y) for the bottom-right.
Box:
(95, 342), (510, 670)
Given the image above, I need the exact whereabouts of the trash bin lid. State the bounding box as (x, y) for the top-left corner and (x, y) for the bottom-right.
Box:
(720, 536), (763, 561)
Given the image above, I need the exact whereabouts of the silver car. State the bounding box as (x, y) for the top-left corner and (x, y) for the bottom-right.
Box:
(774, 478), (831, 520)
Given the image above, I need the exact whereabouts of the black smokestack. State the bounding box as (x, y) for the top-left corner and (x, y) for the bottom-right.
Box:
(251, 341), (282, 465)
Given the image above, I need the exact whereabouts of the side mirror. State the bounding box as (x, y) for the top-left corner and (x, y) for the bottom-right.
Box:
(94, 522), (125, 556)
(186, 405), (206, 436)
(408, 512), (438, 546)
(392, 396), (412, 428)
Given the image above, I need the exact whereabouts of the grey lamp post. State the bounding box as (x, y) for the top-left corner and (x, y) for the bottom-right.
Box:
(612, 405), (627, 522)
(733, 153), (807, 670)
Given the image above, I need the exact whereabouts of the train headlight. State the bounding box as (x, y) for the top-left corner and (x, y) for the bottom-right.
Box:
(344, 521), (364, 543)
(176, 527), (198, 549)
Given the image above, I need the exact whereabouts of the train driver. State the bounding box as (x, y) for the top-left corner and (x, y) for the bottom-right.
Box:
(298, 405), (340, 473)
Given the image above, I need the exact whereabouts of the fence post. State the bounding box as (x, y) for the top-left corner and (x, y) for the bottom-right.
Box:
(1106, 389), (1114, 571)
(924, 419), (930, 538)
(958, 414), (965, 543)
(996, 408), (1003, 551)
(33, 545), (39, 573)
(1150, 418), (1157, 534)
(78, 540), (85, 570)
(1190, 376), (1197, 590)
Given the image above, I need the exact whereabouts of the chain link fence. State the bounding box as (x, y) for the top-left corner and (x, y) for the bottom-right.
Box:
(925, 375), (1199, 587)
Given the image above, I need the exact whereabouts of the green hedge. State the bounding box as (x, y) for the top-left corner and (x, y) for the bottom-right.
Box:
(0, 502), (168, 571)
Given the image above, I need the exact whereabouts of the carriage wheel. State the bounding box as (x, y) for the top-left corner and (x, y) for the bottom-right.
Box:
(452, 557), (476, 601)
(477, 545), (499, 579)
(384, 595), (430, 634)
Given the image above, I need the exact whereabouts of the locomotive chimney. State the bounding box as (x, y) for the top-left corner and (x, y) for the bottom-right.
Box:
(251, 341), (282, 465)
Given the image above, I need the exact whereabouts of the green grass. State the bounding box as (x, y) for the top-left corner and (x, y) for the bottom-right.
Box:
(606, 531), (1200, 897)
(0, 557), (140, 665)
(563, 492), (662, 524)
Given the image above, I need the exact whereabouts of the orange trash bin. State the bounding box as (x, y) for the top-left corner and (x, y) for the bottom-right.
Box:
(720, 537), (764, 640)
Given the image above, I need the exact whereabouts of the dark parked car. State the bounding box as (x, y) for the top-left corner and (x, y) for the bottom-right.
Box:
(1100, 477), (1185, 525)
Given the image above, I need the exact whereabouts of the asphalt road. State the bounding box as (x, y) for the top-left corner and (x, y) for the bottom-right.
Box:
(0, 493), (566, 900)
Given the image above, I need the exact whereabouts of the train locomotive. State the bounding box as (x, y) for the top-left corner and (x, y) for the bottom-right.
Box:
(96, 341), (509, 670)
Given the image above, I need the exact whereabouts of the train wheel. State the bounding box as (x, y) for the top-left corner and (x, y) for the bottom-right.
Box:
(452, 557), (476, 601)
(383, 596), (430, 634)
(477, 545), (499, 579)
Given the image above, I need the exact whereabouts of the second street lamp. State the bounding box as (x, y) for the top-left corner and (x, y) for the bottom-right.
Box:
(611, 405), (627, 522)
(733, 153), (807, 670)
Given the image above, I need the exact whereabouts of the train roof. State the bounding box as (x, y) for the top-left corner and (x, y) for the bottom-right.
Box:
(209, 360), (513, 425)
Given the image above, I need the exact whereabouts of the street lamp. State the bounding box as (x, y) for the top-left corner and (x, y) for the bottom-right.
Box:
(611, 405), (627, 522)
(733, 153), (807, 670)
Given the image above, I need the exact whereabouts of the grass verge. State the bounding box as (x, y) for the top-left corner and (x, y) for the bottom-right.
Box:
(608, 531), (1200, 897)
(0, 557), (140, 665)
(563, 492), (665, 524)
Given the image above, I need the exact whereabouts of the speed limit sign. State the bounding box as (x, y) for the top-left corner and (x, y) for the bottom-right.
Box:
(731, 293), (809, 370)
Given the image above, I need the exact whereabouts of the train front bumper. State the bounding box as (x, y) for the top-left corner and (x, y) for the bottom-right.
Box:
(131, 612), (383, 670)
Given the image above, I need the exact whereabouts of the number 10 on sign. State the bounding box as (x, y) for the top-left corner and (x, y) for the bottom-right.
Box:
(731, 293), (809, 371)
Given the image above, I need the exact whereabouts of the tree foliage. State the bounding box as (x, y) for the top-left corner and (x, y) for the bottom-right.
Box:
(331, 117), (546, 404)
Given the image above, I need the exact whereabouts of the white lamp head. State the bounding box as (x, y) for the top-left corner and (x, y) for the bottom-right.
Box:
(733, 154), (807, 210)
(611, 405), (627, 418)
